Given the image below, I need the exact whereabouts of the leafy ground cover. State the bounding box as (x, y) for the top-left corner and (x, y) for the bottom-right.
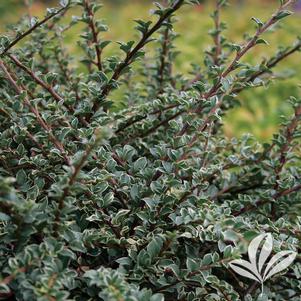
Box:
(1, 1), (301, 300)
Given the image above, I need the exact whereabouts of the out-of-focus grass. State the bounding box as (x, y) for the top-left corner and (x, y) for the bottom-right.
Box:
(1, 0), (301, 141)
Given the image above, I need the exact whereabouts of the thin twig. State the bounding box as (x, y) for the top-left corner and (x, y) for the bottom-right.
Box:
(8, 54), (64, 103)
(157, 24), (171, 94)
(83, 0), (103, 71)
(116, 37), (300, 139)
(212, 0), (222, 65)
(0, 267), (27, 286)
(1, 6), (68, 56)
(89, 0), (185, 118)
(7, 54), (89, 127)
(54, 129), (103, 236)
(233, 183), (301, 216)
(119, 3), (298, 142)
(180, 1), (295, 137)
(0, 59), (71, 165)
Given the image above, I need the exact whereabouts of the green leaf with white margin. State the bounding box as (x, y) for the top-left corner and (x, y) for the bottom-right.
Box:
(150, 293), (164, 301)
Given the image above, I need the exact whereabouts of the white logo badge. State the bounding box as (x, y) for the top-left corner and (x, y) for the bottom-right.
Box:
(229, 233), (297, 294)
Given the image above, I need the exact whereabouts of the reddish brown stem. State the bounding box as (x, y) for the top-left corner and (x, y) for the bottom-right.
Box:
(212, 0), (222, 65)
(0, 59), (71, 166)
(89, 0), (185, 118)
(1, 6), (68, 56)
(84, 0), (103, 71)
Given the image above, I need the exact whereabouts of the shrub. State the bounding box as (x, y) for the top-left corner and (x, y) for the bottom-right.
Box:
(0, 0), (301, 300)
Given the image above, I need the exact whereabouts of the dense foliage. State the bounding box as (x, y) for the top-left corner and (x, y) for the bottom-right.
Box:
(0, 0), (301, 300)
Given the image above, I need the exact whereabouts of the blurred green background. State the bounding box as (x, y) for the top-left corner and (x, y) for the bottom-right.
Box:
(1, 0), (300, 141)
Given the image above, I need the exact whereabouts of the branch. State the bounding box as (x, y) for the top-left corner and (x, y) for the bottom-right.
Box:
(0, 267), (27, 286)
(174, 162), (236, 208)
(191, 99), (301, 217)
(7, 54), (89, 127)
(1, 5), (68, 56)
(115, 102), (180, 135)
(179, 2), (296, 136)
(119, 5), (298, 141)
(157, 23), (171, 94)
(89, 0), (185, 118)
(233, 183), (301, 216)
(184, 0), (296, 105)
(126, 109), (185, 144)
(83, 0), (103, 71)
(154, 258), (232, 293)
(271, 100), (301, 216)
(116, 34), (300, 139)
(0, 59), (71, 166)
(54, 129), (104, 235)
(100, 208), (122, 239)
(217, 285), (232, 301)
(212, 0), (222, 65)
(182, 89), (230, 150)
(8, 54), (64, 103)
(234, 38), (301, 93)
(186, 37), (301, 93)
(274, 101), (301, 178)
(218, 1), (294, 81)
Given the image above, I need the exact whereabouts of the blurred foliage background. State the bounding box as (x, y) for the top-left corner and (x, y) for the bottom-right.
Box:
(1, 0), (300, 141)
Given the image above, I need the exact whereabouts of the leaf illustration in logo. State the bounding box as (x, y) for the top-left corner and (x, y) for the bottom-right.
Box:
(229, 259), (262, 282)
(247, 233), (272, 274)
(258, 233), (273, 273)
(263, 250), (297, 281)
(229, 232), (297, 295)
